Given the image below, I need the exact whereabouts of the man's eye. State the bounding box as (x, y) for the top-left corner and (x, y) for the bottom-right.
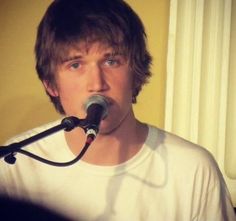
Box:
(105, 59), (119, 66)
(70, 62), (80, 70)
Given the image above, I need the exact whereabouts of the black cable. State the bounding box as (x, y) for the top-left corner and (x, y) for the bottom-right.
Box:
(14, 138), (93, 167)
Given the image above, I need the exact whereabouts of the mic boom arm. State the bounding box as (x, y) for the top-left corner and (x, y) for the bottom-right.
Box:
(0, 116), (82, 162)
(0, 95), (108, 165)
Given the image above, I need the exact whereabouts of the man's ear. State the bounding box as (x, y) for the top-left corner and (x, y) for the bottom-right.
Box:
(43, 80), (59, 97)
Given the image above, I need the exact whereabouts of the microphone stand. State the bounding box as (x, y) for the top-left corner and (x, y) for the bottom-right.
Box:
(0, 116), (84, 164)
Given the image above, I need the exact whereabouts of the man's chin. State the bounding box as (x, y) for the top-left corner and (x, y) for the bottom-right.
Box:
(97, 127), (113, 136)
(97, 120), (123, 137)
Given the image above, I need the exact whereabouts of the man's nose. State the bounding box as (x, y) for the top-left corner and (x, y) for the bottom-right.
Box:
(86, 64), (109, 92)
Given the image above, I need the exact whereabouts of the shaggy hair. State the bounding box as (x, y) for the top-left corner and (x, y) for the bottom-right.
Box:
(35, 0), (152, 114)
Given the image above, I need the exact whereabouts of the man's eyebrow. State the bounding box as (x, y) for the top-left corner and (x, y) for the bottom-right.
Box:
(104, 52), (124, 58)
(62, 55), (82, 63)
(60, 52), (125, 63)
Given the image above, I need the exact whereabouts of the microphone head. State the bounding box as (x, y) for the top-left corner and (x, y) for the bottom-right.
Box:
(84, 95), (108, 120)
(82, 95), (109, 140)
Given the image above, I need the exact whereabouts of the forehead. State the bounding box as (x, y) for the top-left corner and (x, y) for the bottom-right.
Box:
(57, 40), (126, 63)
(69, 42), (117, 56)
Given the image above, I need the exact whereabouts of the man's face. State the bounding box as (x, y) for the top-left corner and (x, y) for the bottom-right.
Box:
(45, 41), (134, 135)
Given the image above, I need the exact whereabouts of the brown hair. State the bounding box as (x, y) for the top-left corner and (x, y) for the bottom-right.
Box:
(35, 0), (152, 114)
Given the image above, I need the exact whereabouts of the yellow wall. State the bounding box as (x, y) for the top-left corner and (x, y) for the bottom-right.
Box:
(0, 0), (170, 144)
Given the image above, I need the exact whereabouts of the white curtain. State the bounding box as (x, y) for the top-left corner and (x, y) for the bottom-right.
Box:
(165, 0), (236, 205)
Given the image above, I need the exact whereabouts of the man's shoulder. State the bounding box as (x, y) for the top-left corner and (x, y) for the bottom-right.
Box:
(1, 118), (68, 168)
(4, 119), (62, 145)
(147, 125), (217, 167)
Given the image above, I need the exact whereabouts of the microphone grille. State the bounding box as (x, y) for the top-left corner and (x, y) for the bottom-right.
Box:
(84, 95), (108, 119)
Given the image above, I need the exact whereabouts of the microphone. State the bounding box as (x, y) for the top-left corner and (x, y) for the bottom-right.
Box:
(83, 95), (108, 140)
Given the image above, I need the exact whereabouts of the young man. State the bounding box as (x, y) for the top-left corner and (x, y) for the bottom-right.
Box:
(0, 0), (235, 220)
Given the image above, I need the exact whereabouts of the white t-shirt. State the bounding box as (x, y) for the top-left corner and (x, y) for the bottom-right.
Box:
(0, 120), (235, 221)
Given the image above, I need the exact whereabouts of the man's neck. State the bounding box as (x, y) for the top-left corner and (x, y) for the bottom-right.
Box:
(64, 110), (148, 165)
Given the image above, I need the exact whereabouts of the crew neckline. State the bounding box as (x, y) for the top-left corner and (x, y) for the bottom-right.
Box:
(60, 125), (158, 176)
